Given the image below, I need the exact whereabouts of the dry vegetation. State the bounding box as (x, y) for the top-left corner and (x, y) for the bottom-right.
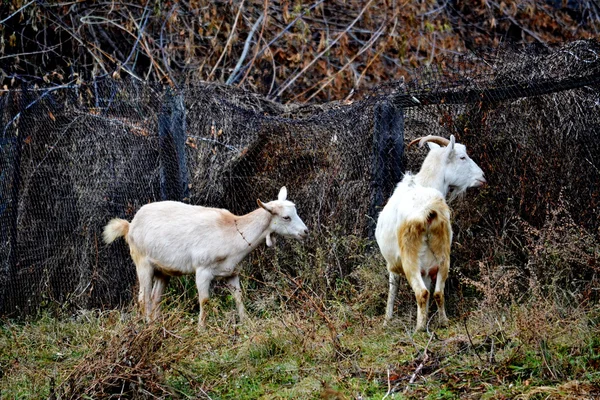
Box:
(1, 1), (600, 101)
(1, 262), (599, 399)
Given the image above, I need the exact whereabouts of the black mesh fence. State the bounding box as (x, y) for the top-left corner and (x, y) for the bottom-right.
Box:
(1, 40), (599, 316)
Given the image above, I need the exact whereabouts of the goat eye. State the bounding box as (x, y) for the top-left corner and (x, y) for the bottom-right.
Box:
(460, 156), (466, 160)
(283, 216), (291, 221)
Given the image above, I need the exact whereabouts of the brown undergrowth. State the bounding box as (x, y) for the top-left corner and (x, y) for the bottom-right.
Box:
(57, 313), (186, 399)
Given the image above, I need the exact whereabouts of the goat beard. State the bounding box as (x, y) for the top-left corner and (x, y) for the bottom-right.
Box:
(266, 233), (277, 247)
(447, 186), (467, 203)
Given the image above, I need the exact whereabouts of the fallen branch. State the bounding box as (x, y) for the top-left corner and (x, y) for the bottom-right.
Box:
(403, 333), (434, 394)
(382, 331), (435, 398)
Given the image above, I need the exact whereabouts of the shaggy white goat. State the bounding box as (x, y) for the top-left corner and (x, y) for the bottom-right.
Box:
(103, 187), (308, 327)
(375, 135), (486, 331)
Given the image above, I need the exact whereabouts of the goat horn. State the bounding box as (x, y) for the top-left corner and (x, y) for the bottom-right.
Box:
(407, 135), (451, 149)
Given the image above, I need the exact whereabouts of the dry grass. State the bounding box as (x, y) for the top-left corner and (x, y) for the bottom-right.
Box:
(1, 255), (599, 399)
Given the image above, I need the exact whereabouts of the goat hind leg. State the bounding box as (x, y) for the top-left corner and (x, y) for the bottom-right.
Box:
(134, 257), (154, 322)
(407, 273), (430, 332)
(433, 263), (449, 327)
(150, 272), (170, 321)
(384, 271), (400, 326)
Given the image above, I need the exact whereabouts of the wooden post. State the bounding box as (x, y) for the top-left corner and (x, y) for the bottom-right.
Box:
(158, 89), (189, 202)
(370, 99), (405, 238)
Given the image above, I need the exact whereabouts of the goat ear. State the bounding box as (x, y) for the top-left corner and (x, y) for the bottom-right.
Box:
(278, 186), (288, 201)
(257, 199), (273, 214)
(445, 135), (456, 157)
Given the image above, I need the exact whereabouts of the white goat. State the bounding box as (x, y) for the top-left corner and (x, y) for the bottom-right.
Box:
(103, 187), (308, 327)
(375, 135), (486, 331)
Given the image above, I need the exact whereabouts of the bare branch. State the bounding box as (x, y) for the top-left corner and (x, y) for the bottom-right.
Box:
(298, 20), (388, 102)
(274, 0), (376, 99)
(226, 13), (264, 85)
(0, 0), (36, 25)
(208, 0), (245, 81)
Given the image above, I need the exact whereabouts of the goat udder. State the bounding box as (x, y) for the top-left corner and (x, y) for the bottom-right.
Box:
(421, 265), (439, 281)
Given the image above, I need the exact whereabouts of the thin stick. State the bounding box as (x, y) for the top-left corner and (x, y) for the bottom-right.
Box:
(503, 13), (548, 47)
(162, 327), (183, 339)
(279, 270), (344, 354)
(42, 12), (109, 75)
(382, 368), (392, 400)
(540, 339), (558, 380)
(226, 13), (264, 85)
(463, 316), (484, 363)
(237, 0), (269, 86)
(0, 0), (36, 25)
(403, 333), (434, 394)
(126, 8), (172, 84)
(208, 0), (245, 81)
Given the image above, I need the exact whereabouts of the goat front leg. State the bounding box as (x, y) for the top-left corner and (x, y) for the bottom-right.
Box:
(384, 270), (400, 326)
(195, 269), (213, 328)
(226, 274), (247, 323)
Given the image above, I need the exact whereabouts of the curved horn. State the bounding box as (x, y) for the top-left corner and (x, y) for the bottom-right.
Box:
(407, 135), (451, 149)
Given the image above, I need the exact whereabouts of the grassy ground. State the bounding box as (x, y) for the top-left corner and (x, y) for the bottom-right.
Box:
(2, 283), (599, 400)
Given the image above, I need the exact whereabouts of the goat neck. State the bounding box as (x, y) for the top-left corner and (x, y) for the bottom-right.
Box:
(414, 149), (450, 196)
(233, 207), (273, 250)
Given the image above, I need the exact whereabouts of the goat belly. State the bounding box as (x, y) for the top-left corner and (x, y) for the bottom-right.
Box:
(211, 260), (240, 278)
(150, 258), (188, 276)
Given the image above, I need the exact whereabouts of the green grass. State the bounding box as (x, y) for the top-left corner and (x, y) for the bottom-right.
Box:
(1, 294), (599, 400)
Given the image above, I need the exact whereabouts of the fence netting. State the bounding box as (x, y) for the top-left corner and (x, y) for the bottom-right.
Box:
(1, 40), (599, 316)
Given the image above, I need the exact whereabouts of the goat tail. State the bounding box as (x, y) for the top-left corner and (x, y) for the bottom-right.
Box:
(398, 198), (452, 263)
(398, 218), (427, 263)
(423, 198), (452, 259)
(103, 218), (130, 244)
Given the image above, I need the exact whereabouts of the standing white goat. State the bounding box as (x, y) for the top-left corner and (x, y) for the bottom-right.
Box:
(375, 135), (486, 331)
(103, 187), (308, 327)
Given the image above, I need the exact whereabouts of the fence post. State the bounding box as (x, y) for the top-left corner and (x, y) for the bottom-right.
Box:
(0, 96), (11, 315)
(0, 88), (25, 315)
(369, 99), (405, 238)
(158, 88), (189, 202)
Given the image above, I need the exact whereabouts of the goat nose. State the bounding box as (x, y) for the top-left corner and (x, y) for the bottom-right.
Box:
(304, 229), (309, 235)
